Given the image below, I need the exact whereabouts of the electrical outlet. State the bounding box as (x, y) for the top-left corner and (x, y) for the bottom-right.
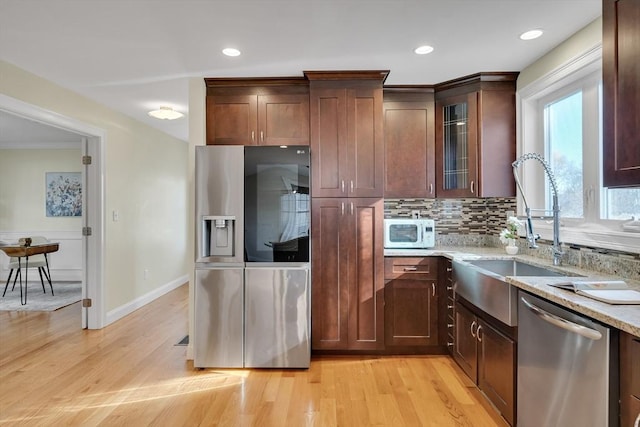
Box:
(112, 210), (119, 222)
(411, 210), (420, 219)
(506, 210), (514, 220)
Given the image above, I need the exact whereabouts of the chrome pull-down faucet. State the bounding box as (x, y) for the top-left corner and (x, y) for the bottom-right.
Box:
(512, 153), (564, 266)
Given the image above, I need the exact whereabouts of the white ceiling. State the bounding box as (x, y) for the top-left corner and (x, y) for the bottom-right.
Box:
(0, 0), (601, 143)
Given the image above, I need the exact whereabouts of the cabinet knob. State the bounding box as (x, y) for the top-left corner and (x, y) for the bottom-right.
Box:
(446, 286), (453, 291)
(447, 304), (453, 309)
(447, 342), (454, 347)
(447, 324), (453, 328)
(446, 267), (452, 272)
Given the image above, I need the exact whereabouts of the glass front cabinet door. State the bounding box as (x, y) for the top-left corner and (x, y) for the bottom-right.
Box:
(436, 93), (478, 197)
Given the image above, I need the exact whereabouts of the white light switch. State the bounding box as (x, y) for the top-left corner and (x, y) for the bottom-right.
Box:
(112, 210), (119, 222)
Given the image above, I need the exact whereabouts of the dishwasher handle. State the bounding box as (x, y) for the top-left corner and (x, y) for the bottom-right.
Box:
(520, 296), (603, 341)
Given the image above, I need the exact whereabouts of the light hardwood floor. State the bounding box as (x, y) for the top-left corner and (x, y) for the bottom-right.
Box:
(0, 284), (507, 426)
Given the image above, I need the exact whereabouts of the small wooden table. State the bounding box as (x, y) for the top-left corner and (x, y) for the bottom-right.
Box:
(1, 243), (59, 305)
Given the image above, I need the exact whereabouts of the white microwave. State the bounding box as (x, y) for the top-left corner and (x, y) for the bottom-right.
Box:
(384, 218), (435, 249)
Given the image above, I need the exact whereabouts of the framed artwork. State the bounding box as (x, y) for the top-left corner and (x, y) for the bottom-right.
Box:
(46, 172), (82, 217)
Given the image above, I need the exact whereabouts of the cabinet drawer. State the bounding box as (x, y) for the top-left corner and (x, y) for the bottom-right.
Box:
(384, 257), (438, 280)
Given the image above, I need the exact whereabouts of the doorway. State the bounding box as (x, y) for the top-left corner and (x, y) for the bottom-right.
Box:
(0, 94), (104, 329)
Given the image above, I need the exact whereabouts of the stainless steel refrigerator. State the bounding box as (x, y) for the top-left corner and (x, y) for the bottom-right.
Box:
(194, 145), (311, 369)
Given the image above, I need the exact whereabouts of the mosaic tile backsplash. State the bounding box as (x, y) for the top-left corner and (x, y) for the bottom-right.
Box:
(385, 198), (640, 281)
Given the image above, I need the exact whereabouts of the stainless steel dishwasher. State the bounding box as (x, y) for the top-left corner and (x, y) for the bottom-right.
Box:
(518, 291), (618, 427)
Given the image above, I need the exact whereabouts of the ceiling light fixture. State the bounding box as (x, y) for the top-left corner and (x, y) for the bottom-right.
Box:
(520, 29), (543, 40)
(414, 45), (434, 55)
(148, 106), (184, 120)
(222, 48), (241, 57)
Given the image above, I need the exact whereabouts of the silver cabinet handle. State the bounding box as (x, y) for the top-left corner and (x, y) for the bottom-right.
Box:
(251, 131), (255, 142)
(432, 282), (436, 297)
(350, 202), (354, 215)
(341, 180), (345, 193)
(429, 183), (433, 195)
(634, 412), (639, 427)
(341, 202), (345, 216)
(350, 180), (354, 193)
(470, 180), (475, 194)
(470, 320), (477, 338)
(260, 130), (264, 142)
(521, 297), (602, 340)
(477, 325), (483, 342)
(403, 266), (417, 271)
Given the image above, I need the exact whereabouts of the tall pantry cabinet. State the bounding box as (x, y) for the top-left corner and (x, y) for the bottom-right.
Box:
(306, 71), (388, 351)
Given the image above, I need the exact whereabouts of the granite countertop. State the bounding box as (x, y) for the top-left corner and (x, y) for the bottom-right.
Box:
(384, 246), (640, 338)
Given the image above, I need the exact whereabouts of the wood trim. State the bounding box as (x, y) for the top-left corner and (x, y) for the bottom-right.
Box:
(304, 70), (390, 83)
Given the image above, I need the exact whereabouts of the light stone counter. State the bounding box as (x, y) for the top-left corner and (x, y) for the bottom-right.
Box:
(384, 246), (640, 337)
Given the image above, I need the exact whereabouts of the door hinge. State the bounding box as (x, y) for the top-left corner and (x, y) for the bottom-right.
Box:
(82, 227), (92, 236)
(82, 298), (92, 308)
(82, 155), (92, 165)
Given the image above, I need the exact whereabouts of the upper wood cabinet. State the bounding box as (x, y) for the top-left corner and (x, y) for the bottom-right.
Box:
(204, 78), (309, 146)
(435, 73), (518, 198)
(306, 71), (388, 198)
(383, 88), (436, 198)
(603, 0), (640, 187)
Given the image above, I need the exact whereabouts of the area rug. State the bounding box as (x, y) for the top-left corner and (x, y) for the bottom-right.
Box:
(0, 281), (81, 311)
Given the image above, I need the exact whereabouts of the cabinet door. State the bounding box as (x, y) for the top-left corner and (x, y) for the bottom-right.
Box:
(383, 100), (435, 198)
(258, 94), (309, 146)
(347, 87), (384, 197)
(453, 302), (478, 381)
(206, 95), (257, 145)
(477, 318), (515, 426)
(603, 0), (640, 187)
(347, 198), (384, 350)
(311, 198), (350, 350)
(310, 88), (348, 197)
(435, 93), (478, 197)
(384, 278), (438, 347)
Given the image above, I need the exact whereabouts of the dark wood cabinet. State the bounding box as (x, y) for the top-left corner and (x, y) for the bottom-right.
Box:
(620, 331), (640, 427)
(383, 88), (436, 198)
(204, 78), (309, 146)
(307, 71), (387, 198)
(441, 259), (455, 354)
(603, 0), (640, 187)
(311, 197), (384, 351)
(477, 318), (515, 426)
(435, 73), (518, 198)
(383, 257), (438, 349)
(454, 299), (516, 426)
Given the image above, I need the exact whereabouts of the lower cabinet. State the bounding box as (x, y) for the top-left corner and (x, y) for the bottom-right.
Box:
(620, 331), (640, 427)
(454, 299), (516, 426)
(384, 257), (439, 351)
(311, 198), (384, 351)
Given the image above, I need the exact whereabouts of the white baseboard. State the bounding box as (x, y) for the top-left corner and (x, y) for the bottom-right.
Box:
(105, 274), (188, 327)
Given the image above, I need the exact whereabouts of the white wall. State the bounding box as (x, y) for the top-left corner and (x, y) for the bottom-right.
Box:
(0, 60), (189, 316)
(0, 148), (83, 281)
(517, 17), (602, 90)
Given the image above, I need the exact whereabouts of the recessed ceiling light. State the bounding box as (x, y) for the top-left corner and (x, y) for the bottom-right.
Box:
(520, 29), (543, 40)
(222, 48), (241, 57)
(148, 106), (184, 120)
(414, 45), (434, 55)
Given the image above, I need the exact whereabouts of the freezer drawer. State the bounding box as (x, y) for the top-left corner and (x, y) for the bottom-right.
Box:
(194, 267), (244, 368)
(245, 266), (310, 368)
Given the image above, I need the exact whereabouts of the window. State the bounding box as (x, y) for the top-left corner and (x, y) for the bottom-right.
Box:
(519, 47), (640, 253)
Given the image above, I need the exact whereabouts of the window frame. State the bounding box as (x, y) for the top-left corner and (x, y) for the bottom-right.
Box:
(517, 45), (639, 254)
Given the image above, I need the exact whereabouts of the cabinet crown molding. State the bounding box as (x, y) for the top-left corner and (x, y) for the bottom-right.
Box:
(304, 70), (390, 83)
